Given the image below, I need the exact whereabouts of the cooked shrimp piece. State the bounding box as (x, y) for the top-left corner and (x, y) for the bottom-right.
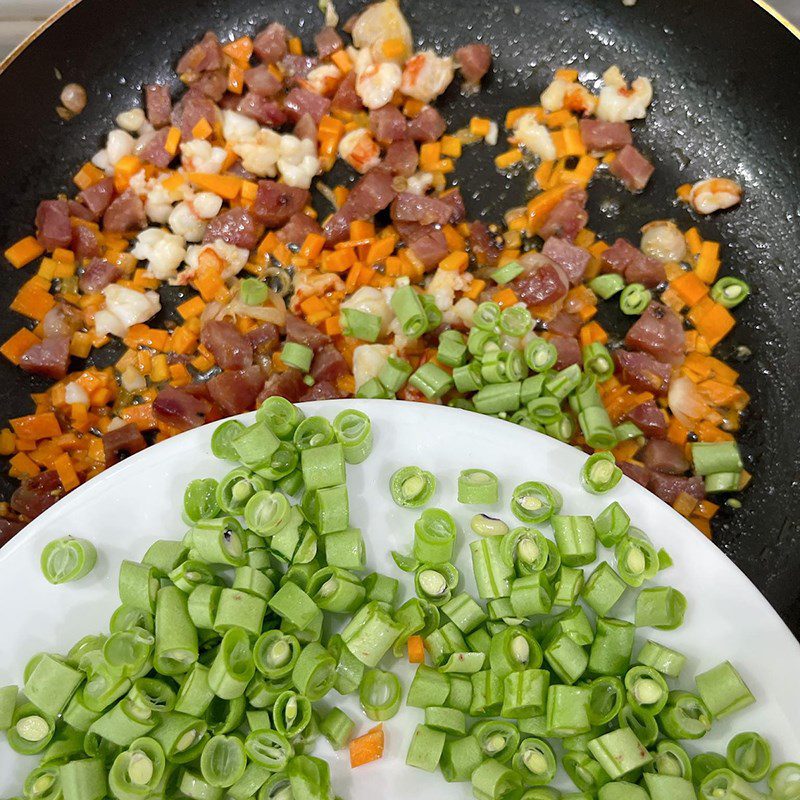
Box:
(640, 220), (687, 262)
(290, 270), (346, 313)
(512, 112), (557, 160)
(540, 78), (597, 115)
(304, 64), (343, 96)
(401, 51), (455, 103)
(355, 60), (403, 109)
(596, 66), (653, 122)
(351, 0), (413, 56)
(338, 128), (382, 173)
(688, 178), (743, 215)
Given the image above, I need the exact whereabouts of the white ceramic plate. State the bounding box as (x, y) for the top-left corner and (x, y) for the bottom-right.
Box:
(1, 399), (799, 797)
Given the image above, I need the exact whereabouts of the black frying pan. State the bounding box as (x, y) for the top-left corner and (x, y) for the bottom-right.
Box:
(1, 0), (799, 629)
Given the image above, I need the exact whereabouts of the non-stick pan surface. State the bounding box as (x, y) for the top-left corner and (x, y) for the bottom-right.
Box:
(1, 0), (799, 628)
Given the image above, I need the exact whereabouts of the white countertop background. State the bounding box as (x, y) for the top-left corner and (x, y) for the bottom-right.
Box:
(1, 0), (799, 58)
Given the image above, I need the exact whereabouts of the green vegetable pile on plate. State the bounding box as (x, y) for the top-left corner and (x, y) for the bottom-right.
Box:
(0, 399), (797, 800)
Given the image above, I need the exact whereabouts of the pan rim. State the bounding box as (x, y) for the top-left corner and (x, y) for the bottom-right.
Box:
(0, 0), (798, 77)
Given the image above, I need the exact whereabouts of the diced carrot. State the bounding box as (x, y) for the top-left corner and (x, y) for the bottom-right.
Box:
(381, 37), (407, 59)
(9, 452), (41, 479)
(228, 63), (245, 94)
(349, 220), (375, 241)
(288, 37), (303, 55)
(150, 354), (170, 383)
(10, 283), (56, 321)
(73, 161), (106, 190)
(322, 249), (356, 273)
(685, 227), (703, 256)
(464, 279), (486, 300)
(552, 127), (585, 158)
(403, 98), (425, 117)
(673, 492), (699, 517)
(544, 109), (575, 129)
(299, 296), (328, 318)
(571, 155), (599, 186)
(533, 160), (554, 190)
(0, 429), (14, 456)
(469, 117), (492, 138)
(505, 106), (541, 128)
(439, 251), (469, 272)
(124, 325), (170, 352)
(323, 315), (343, 337)
(690, 516), (712, 538)
(676, 183), (693, 203)
(192, 117), (214, 140)
(299, 232), (326, 260)
(170, 326), (199, 356)
(697, 379), (746, 408)
(10, 412), (61, 441)
(407, 634), (425, 664)
(53, 453), (80, 491)
(331, 49), (353, 73)
(687, 297), (735, 347)
(669, 271), (707, 307)
(163, 126), (181, 156)
(439, 135), (462, 159)
(666, 416), (689, 445)
(333, 185), (350, 207)
(525, 184), (570, 235)
(52, 248), (75, 266)
(177, 295), (207, 320)
(495, 148), (524, 169)
(169, 363), (192, 387)
(187, 173), (243, 200)
(349, 724), (384, 768)
(223, 36), (253, 62)
(579, 321), (607, 347)
(5, 236), (45, 269)
(68, 331), (93, 359)
(555, 67), (579, 82)
(1, 328), (40, 365)
(493, 287), (519, 308)
(694, 240), (721, 284)
(119, 403), (158, 431)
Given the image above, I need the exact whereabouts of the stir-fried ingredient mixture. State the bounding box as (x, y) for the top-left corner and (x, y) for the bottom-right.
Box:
(0, 403), (790, 800)
(0, 0), (750, 542)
